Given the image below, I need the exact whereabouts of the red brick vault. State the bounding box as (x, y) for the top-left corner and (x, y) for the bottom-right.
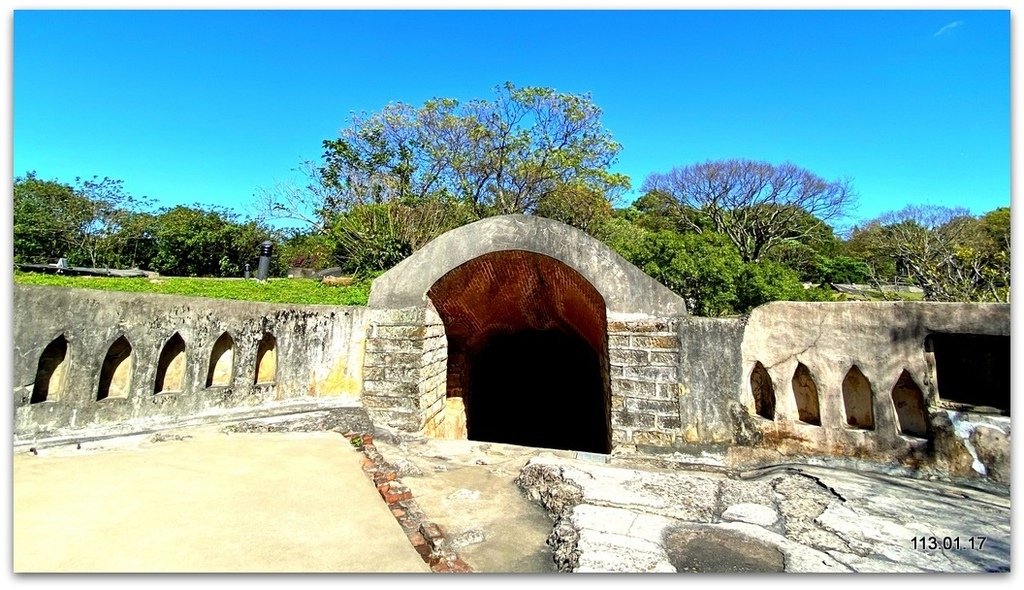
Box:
(363, 214), (688, 453)
(428, 250), (611, 453)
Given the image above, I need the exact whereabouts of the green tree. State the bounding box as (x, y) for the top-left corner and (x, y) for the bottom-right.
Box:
(978, 207), (1010, 253)
(629, 189), (716, 234)
(842, 221), (897, 282)
(72, 176), (156, 269)
(327, 204), (412, 275)
(535, 181), (613, 236)
(261, 83), (628, 233)
(279, 230), (337, 270)
(13, 173), (156, 269)
(734, 260), (818, 312)
(151, 205), (281, 277)
(642, 159), (856, 262)
(867, 204), (1009, 302)
(325, 197), (479, 274)
(602, 219), (744, 316)
(602, 216), (832, 315)
(13, 173), (93, 264)
(813, 255), (872, 284)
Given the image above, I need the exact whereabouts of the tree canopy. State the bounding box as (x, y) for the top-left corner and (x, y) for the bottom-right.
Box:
(642, 159), (856, 262)
(13, 173), (281, 277)
(15, 84), (1009, 310)
(260, 83), (628, 234)
(856, 204), (1010, 302)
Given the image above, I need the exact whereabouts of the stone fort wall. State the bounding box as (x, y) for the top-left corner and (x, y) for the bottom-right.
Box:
(12, 286), (1010, 484)
(13, 285), (370, 440)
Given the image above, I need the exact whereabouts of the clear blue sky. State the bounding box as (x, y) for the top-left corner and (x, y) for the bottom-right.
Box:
(13, 9), (1010, 229)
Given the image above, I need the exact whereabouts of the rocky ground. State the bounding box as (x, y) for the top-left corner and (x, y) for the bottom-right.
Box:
(515, 456), (1010, 573)
(368, 427), (1011, 573)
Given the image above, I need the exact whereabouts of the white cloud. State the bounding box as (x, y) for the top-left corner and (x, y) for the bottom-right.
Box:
(933, 20), (965, 37)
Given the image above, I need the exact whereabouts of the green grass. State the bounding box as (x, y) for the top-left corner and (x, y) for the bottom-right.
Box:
(14, 271), (372, 306)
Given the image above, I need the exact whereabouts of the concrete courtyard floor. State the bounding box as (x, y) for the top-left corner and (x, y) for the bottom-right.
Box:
(13, 425), (429, 573)
(13, 417), (1014, 574)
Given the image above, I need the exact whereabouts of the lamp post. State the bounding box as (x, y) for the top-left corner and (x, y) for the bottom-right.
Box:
(257, 241), (273, 282)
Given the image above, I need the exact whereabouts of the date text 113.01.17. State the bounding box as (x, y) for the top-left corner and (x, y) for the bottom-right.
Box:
(912, 536), (986, 550)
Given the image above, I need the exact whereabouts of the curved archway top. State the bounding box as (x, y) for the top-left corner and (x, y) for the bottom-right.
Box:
(368, 214), (688, 316)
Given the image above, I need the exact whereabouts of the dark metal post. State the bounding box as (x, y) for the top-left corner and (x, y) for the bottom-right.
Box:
(257, 241), (273, 281)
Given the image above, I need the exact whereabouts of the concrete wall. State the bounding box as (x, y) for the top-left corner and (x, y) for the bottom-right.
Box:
(11, 283), (1011, 483)
(593, 301), (1010, 484)
(736, 301), (1010, 479)
(677, 316), (748, 447)
(13, 285), (369, 440)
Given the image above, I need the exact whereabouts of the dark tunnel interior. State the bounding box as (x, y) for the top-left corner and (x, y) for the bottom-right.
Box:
(466, 328), (609, 453)
(428, 250), (611, 454)
(927, 333), (1010, 415)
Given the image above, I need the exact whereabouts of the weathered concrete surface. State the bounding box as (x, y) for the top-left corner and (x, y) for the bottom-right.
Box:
(220, 407), (374, 435)
(13, 425), (429, 572)
(370, 429), (560, 572)
(738, 301), (1011, 474)
(368, 214), (687, 316)
(931, 410), (1011, 484)
(516, 456), (1010, 573)
(676, 316), (747, 446)
(13, 285), (369, 439)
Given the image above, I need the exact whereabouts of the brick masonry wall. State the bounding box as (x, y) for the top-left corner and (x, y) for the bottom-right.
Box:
(607, 316), (682, 450)
(419, 315), (448, 429)
(362, 308), (447, 432)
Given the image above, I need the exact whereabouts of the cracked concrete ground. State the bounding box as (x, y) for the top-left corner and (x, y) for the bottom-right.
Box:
(364, 428), (1010, 573)
(515, 456), (1010, 573)
(370, 432), (561, 572)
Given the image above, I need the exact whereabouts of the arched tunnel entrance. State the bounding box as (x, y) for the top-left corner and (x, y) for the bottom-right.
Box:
(427, 250), (611, 454)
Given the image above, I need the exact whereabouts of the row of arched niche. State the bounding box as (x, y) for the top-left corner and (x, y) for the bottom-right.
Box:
(29, 331), (279, 404)
(749, 362), (930, 438)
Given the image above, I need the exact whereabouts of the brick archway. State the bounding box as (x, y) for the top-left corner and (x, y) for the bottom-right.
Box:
(368, 214), (686, 316)
(428, 250), (611, 453)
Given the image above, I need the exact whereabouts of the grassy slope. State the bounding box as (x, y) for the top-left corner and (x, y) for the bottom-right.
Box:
(13, 272), (371, 306)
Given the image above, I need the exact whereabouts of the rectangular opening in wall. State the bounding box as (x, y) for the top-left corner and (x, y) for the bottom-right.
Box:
(926, 333), (1009, 415)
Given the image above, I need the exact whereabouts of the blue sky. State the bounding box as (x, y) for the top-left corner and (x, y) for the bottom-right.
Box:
(12, 9), (1011, 229)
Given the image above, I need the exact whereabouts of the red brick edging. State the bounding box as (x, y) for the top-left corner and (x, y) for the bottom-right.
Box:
(345, 432), (473, 573)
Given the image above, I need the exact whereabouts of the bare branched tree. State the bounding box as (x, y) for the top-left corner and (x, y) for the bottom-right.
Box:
(642, 159), (856, 262)
(253, 160), (340, 233)
(871, 204), (1009, 302)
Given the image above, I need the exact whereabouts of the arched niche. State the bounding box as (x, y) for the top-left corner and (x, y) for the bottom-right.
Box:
(98, 336), (133, 400)
(791, 363), (821, 426)
(891, 370), (929, 438)
(206, 332), (235, 388)
(32, 335), (69, 403)
(154, 333), (187, 394)
(842, 365), (874, 430)
(255, 333), (277, 384)
(749, 361), (776, 420)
